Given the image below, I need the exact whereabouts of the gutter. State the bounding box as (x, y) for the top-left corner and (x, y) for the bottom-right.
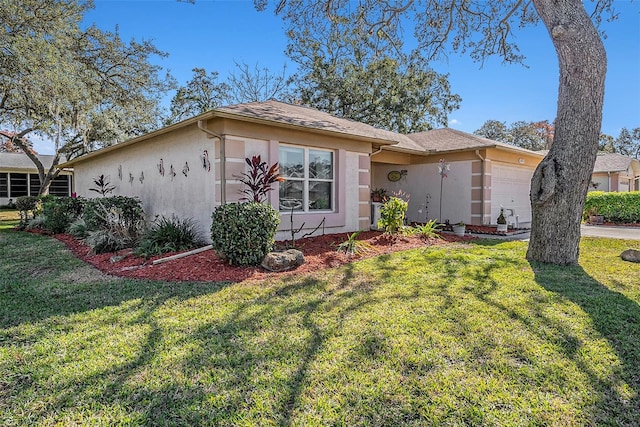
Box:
(475, 150), (486, 225)
(197, 120), (226, 205)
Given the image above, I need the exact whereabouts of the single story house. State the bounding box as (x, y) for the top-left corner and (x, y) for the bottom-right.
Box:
(0, 152), (73, 206)
(60, 101), (407, 240)
(60, 101), (544, 240)
(589, 152), (640, 192)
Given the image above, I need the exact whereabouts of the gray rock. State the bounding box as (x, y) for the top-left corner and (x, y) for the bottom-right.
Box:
(621, 249), (640, 263)
(261, 249), (305, 272)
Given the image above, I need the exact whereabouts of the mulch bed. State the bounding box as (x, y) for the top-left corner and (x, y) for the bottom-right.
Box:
(50, 231), (476, 283)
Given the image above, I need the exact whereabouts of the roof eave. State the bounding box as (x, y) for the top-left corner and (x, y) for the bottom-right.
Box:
(58, 108), (398, 169)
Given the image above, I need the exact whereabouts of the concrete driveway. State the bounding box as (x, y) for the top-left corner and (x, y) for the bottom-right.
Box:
(580, 224), (640, 240)
(472, 225), (640, 241)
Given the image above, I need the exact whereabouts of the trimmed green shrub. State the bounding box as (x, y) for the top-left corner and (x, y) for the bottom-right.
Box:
(378, 196), (408, 233)
(135, 215), (203, 258)
(40, 196), (84, 234)
(210, 202), (280, 266)
(584, 191), (640, 223)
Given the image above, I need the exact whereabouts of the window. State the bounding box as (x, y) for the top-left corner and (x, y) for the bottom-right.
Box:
(0, 173), (7, 198)
(279, 146), (334, 212)
(29, 174), (41, 196)
(49, 175), (71, 196)
(9, 173), (27, 197)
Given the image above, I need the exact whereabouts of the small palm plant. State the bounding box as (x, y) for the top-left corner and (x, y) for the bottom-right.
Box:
(405, 219), (442, 240)
(336, 231), (375, 257)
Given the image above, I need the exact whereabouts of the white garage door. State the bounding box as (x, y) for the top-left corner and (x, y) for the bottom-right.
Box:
(491, 163), (534, 227)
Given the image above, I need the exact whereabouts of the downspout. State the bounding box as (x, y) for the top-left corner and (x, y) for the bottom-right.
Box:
(197, 120), (226, 204)
(475, 150), (486, 225)
(607, 171), (611, 192)
(370, 147), (383, 157)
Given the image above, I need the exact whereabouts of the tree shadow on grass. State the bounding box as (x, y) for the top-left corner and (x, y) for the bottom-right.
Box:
(531, 262), (640, 425)
(0, 231), (232, 329)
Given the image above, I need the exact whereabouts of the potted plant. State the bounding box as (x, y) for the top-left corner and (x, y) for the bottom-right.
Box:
(452, 221), (466, 236)
(587, 207), (604, 225)
(496, 208), (508, 232)
(371, 188), (387, 203)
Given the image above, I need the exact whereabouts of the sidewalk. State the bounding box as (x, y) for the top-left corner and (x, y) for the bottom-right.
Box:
(580, 224), (640, 240)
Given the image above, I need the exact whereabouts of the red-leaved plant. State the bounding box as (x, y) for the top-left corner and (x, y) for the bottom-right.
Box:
(239, 155), (285, 203)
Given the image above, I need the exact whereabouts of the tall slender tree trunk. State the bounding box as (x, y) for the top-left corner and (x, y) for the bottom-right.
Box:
(527, 0), (607, 265)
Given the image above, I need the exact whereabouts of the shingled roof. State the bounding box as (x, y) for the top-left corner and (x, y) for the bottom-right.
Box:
(593, 152), (640, 173)
(0, 152), (59, 171)
(216, 100), (414, 146)
(394, 128), (543, 156)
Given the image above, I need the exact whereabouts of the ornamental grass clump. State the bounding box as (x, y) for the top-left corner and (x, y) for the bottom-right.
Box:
(210, 202), (280, 266)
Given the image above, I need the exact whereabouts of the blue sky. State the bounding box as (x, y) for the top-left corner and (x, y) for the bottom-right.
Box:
(38, 0), (640, 153)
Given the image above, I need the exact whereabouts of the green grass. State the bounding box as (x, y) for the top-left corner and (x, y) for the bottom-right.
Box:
(0, 210), (19, 229)
(1, 223), (639, 426)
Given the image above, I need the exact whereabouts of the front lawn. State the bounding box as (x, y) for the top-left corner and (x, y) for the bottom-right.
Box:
(1, 227), (638, 426)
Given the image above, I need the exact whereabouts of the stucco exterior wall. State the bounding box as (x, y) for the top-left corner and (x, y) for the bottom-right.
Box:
(372, 160), (473, 224)
(73, 124), (216, 240)
(72, 118), (372, 244)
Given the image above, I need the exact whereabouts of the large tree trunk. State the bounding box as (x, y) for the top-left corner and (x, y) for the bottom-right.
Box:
(527, 0), (607, 265)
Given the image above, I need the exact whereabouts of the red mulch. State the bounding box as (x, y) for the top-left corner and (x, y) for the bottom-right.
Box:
(50, 231), (475, 283)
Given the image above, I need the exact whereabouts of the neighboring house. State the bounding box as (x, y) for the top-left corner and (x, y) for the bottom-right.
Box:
(0, 152), (73, 206)
(60, 101), (544, 240)
(590, 152), (640, 192)
(372, 129), (544, 228)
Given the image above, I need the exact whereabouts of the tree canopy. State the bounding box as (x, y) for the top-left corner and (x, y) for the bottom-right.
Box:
(599, 127), (640, 158)
(280, 1), (460, 132)
(475, 120), (554, 151)
(0, 0), (173, 194)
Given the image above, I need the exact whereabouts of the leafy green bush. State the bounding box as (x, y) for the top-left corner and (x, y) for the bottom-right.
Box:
(584, 191), (640, 223)
(135, 215), (203, 258)
(40, 196), (84, 234)
(210, 202), (280, 266)
(80, 196), (144, 254)
(83, 196), (144, 233)
(378, 196), (408, 233)
(15, 196), (38, 226)
(67, 218), (88, 239)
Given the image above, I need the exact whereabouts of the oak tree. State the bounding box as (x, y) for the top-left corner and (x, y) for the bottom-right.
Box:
(0, 0), (173, 195)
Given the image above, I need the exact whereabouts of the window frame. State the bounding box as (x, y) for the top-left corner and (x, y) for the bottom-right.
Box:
(278, 144), (335, 213)
(0, 172), (7, 198)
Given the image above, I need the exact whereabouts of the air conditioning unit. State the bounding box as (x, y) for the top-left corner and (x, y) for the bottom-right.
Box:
(371, 202), (383, 230)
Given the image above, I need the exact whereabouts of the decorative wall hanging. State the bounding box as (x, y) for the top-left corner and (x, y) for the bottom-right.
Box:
(169, 165), (176, 181)
(118, 165), (122, 180)
(387, 170), (401, 182)
(182, 161), (190, 177)
(158, 159), (165, 176)
(139, 171), (144, 184)
(201, 150), (211, 171)
(129, 172), (134, 185)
